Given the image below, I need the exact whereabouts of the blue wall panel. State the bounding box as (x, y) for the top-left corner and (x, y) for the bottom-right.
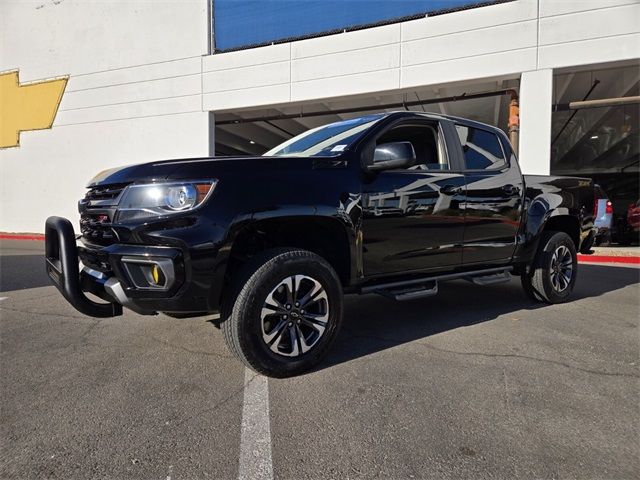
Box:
(213, 0), (511, 51)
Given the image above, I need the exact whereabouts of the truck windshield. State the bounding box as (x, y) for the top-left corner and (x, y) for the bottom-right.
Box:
(263, 114), (384, 157)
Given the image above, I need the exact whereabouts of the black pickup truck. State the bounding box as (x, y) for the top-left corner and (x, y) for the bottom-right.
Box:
(45, 112), (596, 377)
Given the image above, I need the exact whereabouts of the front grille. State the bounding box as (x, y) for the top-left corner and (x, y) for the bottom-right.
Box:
(79, 183), (128, 245)
(80, 213), (117, 245)
(84, 184), (127, 205)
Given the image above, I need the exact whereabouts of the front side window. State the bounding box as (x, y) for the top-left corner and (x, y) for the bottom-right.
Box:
(456, 125), (506, 170)
(375, 123), (449, 171)
(264, 114), (384, 157)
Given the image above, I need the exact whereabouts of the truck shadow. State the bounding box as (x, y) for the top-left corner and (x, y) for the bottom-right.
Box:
(320, 264), (639, 371)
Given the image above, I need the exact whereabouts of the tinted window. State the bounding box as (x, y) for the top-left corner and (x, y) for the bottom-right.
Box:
(456, 125), (506, 170)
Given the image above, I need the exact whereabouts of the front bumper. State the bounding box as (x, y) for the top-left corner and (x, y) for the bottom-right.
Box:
(45, 216), (220, 317)
(45, 216), (122, 317)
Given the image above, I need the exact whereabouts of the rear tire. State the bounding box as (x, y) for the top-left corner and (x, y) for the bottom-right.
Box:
(221, 248), (343, 377)
(521, 231), (578, 304)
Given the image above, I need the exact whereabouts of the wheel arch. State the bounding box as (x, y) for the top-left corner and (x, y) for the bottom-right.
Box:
(542, 212), (580, 249)
(223, 214), (355, 298)
(517, 200), (582, 267)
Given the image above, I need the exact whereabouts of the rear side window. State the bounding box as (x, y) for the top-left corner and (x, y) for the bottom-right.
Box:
(456, 125), (506, 170)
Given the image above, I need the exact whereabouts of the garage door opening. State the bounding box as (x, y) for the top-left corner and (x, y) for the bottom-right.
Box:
(213, 79), (520, 157)
(552, 62), (639, 246)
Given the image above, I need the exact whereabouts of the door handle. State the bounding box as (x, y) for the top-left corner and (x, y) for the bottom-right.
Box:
(441, 185), (462, 195)
(502, 184), (520, 196)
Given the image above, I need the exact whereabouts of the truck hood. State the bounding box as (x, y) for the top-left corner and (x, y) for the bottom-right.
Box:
(86, 155), (329, 187)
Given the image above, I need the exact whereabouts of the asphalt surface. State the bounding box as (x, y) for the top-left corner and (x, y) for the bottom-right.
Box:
(1, 239), (639, 479)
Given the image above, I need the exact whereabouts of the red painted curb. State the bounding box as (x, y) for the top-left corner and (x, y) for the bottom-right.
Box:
(0, 233), (45, 241)
(578, 254), (640, 265)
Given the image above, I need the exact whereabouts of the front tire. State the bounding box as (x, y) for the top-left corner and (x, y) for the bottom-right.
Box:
(222, 248), (343, 377)
(521, 231), (578, 304)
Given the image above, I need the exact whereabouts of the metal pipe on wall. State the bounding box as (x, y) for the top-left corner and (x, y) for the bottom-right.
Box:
(508, 91), (519, 153)
(553, 95), (640, 111)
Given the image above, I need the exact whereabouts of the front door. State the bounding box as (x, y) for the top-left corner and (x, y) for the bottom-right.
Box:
(361, 120), (466, 276)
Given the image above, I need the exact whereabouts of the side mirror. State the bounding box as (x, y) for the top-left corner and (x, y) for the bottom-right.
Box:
(369, 142), (416, 171)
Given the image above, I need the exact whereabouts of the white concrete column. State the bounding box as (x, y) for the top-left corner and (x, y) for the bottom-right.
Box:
(518, 69), (553, 175)
(208, 112), (216, 156)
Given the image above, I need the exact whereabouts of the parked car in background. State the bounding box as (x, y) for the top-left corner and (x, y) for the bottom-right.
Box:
(593, 184), (613, 245)
(625, 199), (640, 244)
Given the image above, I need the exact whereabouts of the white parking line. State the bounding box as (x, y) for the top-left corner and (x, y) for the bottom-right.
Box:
(238, 368), (273, 480)
(0, 297), (7, 302)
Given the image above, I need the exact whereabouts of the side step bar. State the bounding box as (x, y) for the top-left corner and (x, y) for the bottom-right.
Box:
(363, 266), (513, 301)
(468, 270), (512, 286)
(376, 281), (438, 301)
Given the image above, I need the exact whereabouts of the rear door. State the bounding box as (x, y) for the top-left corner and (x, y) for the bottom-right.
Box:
(454, 123), (524, 265)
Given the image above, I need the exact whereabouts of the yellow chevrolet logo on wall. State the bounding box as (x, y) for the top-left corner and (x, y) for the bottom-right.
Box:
(0, 70), (68, 148)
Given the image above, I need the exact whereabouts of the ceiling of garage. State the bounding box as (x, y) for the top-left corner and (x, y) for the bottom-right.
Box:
(551, 63), (639, 172)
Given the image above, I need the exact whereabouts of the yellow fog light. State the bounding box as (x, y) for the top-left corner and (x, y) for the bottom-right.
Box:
(151, 264), (161, 285)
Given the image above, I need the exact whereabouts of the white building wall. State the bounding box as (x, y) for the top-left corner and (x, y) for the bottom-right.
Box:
(538, 1), (640, 69)
(200, 0), (540, 110)
(1, 0), (639, 232)
(0, 0), (210, 233)
(202, 0), (639, 112)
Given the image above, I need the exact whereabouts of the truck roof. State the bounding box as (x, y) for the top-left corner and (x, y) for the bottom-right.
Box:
(379, 110), (502, 133)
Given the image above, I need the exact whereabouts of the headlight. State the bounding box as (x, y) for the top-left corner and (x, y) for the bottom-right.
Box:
(116, 180), (217, 222)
